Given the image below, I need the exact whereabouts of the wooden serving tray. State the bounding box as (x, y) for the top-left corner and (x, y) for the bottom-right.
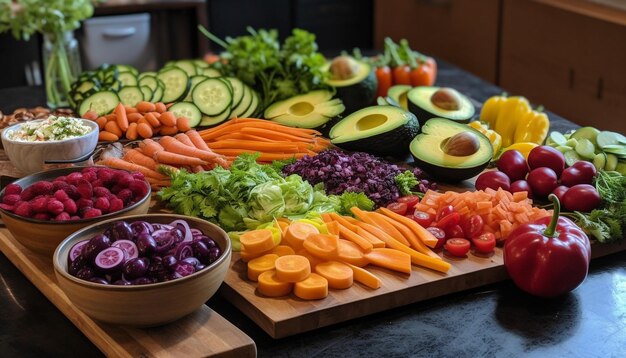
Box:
(221, 240), (626, 339)
(0, 228), (256, 358)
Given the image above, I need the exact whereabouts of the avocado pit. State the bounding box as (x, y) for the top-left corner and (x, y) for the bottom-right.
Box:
(442, 131), (480, 156)
(430, 88), (462, 111)
(329, 56), (359, 81)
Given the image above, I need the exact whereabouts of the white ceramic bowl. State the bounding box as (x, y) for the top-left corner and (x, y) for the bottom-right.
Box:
(1, 118), (99, 175)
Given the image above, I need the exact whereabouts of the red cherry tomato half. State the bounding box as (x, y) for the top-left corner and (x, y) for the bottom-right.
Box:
(426, 226), (446, 249)
(386, 202), (408, 216)
(397, 195), (420, 208)
(437, 212), (461, 229)
(445, 238), (471, 257)
(436, 205), (455, 221)
(472, 233), (496, 253)
(462, 215), (484, 239)
(445, 224), (465, 239)
(412, 210), (434, 228)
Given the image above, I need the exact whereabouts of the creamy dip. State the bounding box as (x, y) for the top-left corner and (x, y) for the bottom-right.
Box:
(7, 116), (93, 142)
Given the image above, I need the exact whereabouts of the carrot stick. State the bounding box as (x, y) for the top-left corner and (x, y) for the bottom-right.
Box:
(208, 140), (301, 152)
(336, 239), (369, 267)
(337, 224), (373, 252)
(140, 139), (208, 167)
(240, 127), (316, 142)
(209, 149), (308, 161)
(212, 132), (275, 142)
(376, 212), (439, 258)
(198, 120), (320, 141)
(231, 117), (322, 135)
(98, 157), (168, 180)
(351, 207), (410, 246)
(123, 148), (159, 170)
(159, 136), (227, 165)
(378, 207), (440, 248)
(365, 248), (412, 275)
(346, 263), (382, 289)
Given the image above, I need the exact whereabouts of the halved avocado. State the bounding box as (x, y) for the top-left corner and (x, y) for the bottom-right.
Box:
(388, 85), (412, 110)
(324, 56), (377, 115)
(410, 118), (492, 182)
(264, 90), (345, 128)
(329, 105), (419, 157)
(407, 86), (475, 126)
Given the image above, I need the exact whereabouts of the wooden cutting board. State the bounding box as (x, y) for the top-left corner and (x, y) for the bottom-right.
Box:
(221, 238), (626, 339)
(0, 228), (256, 358)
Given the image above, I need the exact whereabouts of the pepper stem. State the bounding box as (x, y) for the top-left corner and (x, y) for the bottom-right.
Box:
(543, 194), (561, 237)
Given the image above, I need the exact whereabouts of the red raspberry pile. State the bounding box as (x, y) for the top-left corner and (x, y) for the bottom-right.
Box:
(0, 167), (149, 221)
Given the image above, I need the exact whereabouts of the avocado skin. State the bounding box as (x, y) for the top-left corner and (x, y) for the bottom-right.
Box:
(410, 155), (489, 183)
(332, 112), (419, 158)
(408, 100), (473, 127)
(334, 69), (378, 115)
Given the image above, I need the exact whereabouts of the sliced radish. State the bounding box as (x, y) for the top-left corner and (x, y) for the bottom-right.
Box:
(68, 240), (89, 265)
(112, 239), (139, 260)
(94, 247), (126, 273)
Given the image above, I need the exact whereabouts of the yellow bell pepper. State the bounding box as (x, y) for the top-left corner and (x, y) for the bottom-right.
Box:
(479, 95), (507, 128)
(494, 96), (531, 148)
(500, 142), (539, 160)
(513, 109), (550, 144)
(468, 121), (502, 156)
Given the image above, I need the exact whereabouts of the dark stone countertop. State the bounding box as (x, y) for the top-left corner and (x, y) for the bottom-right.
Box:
(1, 60), (625, 358)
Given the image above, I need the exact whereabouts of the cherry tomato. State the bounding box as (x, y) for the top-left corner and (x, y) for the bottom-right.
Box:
(462, 214), (484, 239)
(392, 65), (412, 85)
(386, 202), (408, 216)
(426, 226), (446, 249)
(445, 224), (464, 239)
(437, 212), (461, 229)
(436, 205), (455, 221)
(397, 195), (420, 214)
(445, 238), (471, 257)
(412, 211), (434, 227)
(375, 65), (393, 97)
(472, 233), (496, 253)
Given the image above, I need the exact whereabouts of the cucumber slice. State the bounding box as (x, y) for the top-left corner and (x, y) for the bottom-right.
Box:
(78, 91), (120, 116)
(140, 86), (153, 101)
(74, 80), (99, 94)
(549, 131), (567, 146)
(575, 138), (596, 159)
(570, 126), (600, 148)
(597, 131), (626, 149)
(565, 138), (579, 148)
(118, 72), (138, 87)
(168, 102), (203, 128)
(118, 86), (144, 107)
(184, 75), (209, 102)
(138, 76), (158, 91)
(605, 153), (619, 171)
(193, 59), (209, 69)
(230, 85), (253, 118)
(555, 145), (573, 153)
(563, 150), (581, 167)
(593, 152), (607, 170)
(200, 110), (231, 127)
(151, 85), (164, 102)
(115, 64), (139, 76)
(241, 90), (259, 118)
(174, 60), (197, 77)
(138, 71), (157, 80)
(603, 145), (626, 158)
(225, 77), (245, 108)
(202, 68), (222, 78)
(192, 78), (233, 116)
(157, 67), (190, 103)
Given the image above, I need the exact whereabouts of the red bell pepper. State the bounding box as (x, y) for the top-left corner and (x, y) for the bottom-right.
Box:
(503, 194), (591, 297)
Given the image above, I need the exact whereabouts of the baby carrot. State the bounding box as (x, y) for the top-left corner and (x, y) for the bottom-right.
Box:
(95, 117), (107, 130)
(136, 101), (156, 113)
(144, 112), (160, 128)
(155, 102), (167, 113)
(176, 117), (191, 132)
(98, 131), (119, 142)
(82, 110), (98, 120)
(115, 103), (129, 131)
(159, 111), (177, 127)
(127, 113), (143, 123)
(104, 120), (123, 138)
(126, 122), (138, 140)
(136, 122), (153, 139)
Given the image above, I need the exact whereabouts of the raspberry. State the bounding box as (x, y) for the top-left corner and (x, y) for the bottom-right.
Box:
(30, 181), (54, 196)
(81, 167), (98, 175)
(110, 184), (123, 194)
(47, 199), (65, 215)
(14, 202), (33, 218)
(82, 170), (97, 182)
(94, 197), (110, 213)
(63, 199), (78, 214)
(97, 169), (115, 185)
(93, 187), (110, 198)
(53, 212), (71, 221)
(131, 172), (145, 181)
(129, 180), (149, 198)
(20, 187), (36, 201)
(0, 203), (15, 211)
(109, 198), (124, 212)
(76, 179), (93, 199)
(66, 172), (83, 185)
(117, 189), (133, 204)
(64, 185), (79, 200)
(82, 208), (102, 219)
(90, 179), (104, 189)
(30, 196), (49, 213)
(70, 215), (81, 220)
(33, 212), (51, 221)
(55, 175), (67, 182)
(117, 173), (135, 188)
(2, 194), (21, 205)
(4, 183), (22, 195)
(54, 189), (69, 202)
(76, 198), (93, 209)
(52, 180), (69, 192)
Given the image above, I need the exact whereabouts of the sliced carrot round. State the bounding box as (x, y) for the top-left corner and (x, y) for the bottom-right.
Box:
(269, 245), (296, 257)
(284, 221), (319, 251)
(302, 233), (338, 259)
(240, 229), (276, 255)
(257, 270), (293, 297)
(247, 254), (279, 282)
(314, 261), (353, 289)
(274, 255), (311, 283)
(336, 239), (369, 267)
(294, 273), (328, 300)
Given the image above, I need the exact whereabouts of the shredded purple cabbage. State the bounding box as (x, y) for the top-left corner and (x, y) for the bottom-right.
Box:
(282, 150), (436, 207)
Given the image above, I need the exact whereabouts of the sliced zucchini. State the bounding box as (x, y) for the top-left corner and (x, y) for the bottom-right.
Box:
(117, 86), (144, 107)
(169, 102), (203, 128)
(78, 91), (120, 116)
(574, 138), (596, 160)
(184, 75), (209, 102)
(192, 78), (232, 116)
(157, 67), (190, 103)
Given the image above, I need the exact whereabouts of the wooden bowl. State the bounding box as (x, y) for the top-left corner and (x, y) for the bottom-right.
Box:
(0, 167), (151, 256)
(53, 214), (231, 327)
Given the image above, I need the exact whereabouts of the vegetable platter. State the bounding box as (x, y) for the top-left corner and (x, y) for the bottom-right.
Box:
(0, 227), (256, 357)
